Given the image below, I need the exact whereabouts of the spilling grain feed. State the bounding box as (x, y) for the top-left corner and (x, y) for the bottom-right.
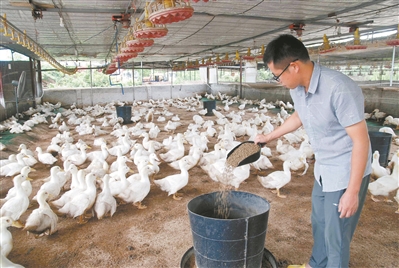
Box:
(226, 142), (261, 167)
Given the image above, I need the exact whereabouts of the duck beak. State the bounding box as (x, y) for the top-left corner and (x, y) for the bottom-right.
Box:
(30, 168), (36, 172)
(12, 220), (24, 228)
(27, 177), (33, 181)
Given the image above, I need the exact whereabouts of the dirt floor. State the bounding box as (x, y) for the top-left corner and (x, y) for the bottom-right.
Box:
(1, 99), (398, 268)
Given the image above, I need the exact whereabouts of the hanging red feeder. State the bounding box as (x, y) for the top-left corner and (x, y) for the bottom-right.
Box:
(121, 46), (145, 53)
(386, 39), (399, 46)
(148, 0), (194, 25)
(242, 48), (255, 61)
(134, 27), (168, 39)
(104, 63), (118, 74)
(126, 38), (154, 48)
(319, 47), (337, 54)
(114, 52), (138, 64)
(345, 45), (367, 50)
(133, 3), (169, 39)
(105, 67), (118, 74)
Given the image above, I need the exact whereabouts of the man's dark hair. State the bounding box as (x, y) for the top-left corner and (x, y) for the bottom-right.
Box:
(263, 34), (310, 67)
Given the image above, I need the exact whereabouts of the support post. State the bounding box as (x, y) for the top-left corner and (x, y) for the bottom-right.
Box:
(239, 56), (243, 99)
(389, 46), (396, 87)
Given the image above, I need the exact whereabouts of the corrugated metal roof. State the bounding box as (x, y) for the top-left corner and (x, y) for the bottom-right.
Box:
(1, 0), (398, 68)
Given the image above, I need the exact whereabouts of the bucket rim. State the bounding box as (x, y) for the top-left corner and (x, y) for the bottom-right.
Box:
(187, 190), (270, 221)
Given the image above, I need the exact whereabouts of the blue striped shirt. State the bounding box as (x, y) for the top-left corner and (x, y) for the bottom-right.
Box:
(290, 62), (372, 192)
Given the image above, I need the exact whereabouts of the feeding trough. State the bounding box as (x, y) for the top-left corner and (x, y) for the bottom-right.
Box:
(185, 191), (274, 268)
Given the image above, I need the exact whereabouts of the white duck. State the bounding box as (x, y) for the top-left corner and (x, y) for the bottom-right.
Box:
(33, 166), (65, 202)
(18, 144), (34, 157)
(387, 149), (398, 172)
(86, 143), (109, 162)
(168, 146), (203, 171)
(84, 159), (109, 178)
(107, 134), (132, 156)
(132, 143), (152, 166)
(58, 173), (97, 224)
(379, 126), (397, 138)
(251, 155), (274, 172)
(141, 153), (160, 179)
(257, 160), (293, 198)
(0, 216), (23, 257)
(289, 154), (309, 176)
(36, 147), (58, 165)
(94, 175), (117, 220)
(52, 168), (86, 209)
(141, 132), (162, 151)
(60, 142), (80, 161)
(66, 144), (90, 166)
(383, 115), (399, 129)
(368, 151), (399, 202)
(109, 155), (131, 173)
(276, 139), (295, 154)
(159, 134), (186, 163)
(109, 165), (132, 197)
(199, 143), (226, 168)
(154, 158), (190, 200)
(0, 174), (30, 222)
(19, 150), (38, 167)
(0, 153), (28, 177)
(23, 189), (58, 237)
(1, 253), (25, 268)
(204, 158), (251, 189)
(0, 154), (17, 167)
(122, 165), (154, 208)
(0, 166), (34, 205)
(371, 150), (390, 179)
(0, 142), (6, 151)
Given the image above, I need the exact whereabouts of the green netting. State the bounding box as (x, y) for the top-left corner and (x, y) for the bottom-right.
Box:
(0, 131), (18, 145)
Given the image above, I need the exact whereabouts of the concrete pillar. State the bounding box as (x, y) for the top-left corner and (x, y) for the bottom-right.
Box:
(209, 67), (218, 84)
(199, 66), (207, 83)
(245, 61), (257, 83)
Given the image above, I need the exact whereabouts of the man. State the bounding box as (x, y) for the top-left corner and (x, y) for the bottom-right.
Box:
(254, 34), (372, 268)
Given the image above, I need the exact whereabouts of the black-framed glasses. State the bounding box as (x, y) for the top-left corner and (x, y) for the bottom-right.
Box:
(272, 59), (298, 82)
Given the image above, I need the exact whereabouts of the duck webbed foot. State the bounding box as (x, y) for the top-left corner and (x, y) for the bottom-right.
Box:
(173, 193), (183, 200)
(133, 202), (147, 209)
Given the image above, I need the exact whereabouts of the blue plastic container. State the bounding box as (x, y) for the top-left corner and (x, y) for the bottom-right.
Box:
(187, 191), (270, 268)
(116, 106), (132, 124)
(369, 131), (392, 167)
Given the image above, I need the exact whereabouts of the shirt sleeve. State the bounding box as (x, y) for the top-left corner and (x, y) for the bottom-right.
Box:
(332, 78), (365, 128)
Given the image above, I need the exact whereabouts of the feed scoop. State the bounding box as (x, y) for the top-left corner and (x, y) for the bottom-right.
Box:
(226, 141), (265, 167)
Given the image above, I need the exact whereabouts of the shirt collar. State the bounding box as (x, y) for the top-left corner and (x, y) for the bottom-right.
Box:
(307, 61), (320, 94)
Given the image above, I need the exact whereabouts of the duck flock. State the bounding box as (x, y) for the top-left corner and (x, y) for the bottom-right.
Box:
(0, 92), (398, 267)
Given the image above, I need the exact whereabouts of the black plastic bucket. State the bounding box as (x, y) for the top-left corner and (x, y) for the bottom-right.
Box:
(203, 100), (216, 116)
(187, 191), (270, 268)
(369, 131), (392, 167)
(116, 106), (132, 124)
